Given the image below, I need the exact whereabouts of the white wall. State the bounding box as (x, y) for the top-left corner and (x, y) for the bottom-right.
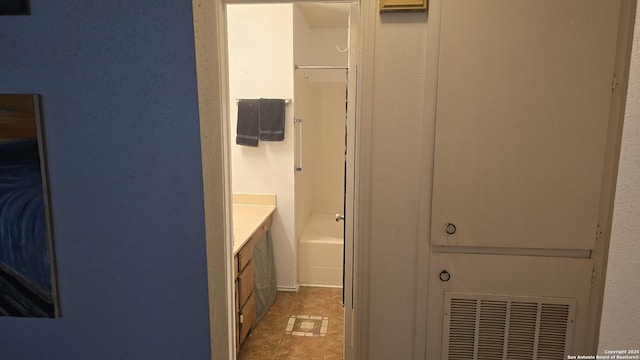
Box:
(599, 6), (640, 352)
(227, 4), (296, 289)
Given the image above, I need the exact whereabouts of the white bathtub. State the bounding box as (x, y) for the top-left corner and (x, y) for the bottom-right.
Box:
(298, 214), (343, 287)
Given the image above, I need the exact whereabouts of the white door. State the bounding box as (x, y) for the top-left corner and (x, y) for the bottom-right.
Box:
(430, 0), (622, 250)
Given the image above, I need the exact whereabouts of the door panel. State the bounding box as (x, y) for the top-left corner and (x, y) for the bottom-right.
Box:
(425, 253), (594, 358)
(431, 0), (621, 250)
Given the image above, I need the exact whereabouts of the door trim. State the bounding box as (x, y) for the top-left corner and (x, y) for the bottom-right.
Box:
(587, 0), (638, 352)
(414, 0), (443, 358)
(192, 1), (235, 359)
(193, 1), (372, 358)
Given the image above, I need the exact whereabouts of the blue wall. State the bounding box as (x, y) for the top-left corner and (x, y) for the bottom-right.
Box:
(0, 1), (212, 358)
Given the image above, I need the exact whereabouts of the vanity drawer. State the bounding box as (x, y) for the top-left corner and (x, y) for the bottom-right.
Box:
(238, 260), (255, 307)
(237, 215), (272, 272)
(239, 292), (256, 344)
(234, 279), (240, 312)
(237, 239), (255, 272)
(234, 255), (239, 279)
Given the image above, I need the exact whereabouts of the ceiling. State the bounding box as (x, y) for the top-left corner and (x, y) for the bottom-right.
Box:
(296, 3), (350, 28)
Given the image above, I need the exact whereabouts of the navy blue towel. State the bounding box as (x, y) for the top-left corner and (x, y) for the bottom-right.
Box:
(236, 99), (260, 147)
(259, 98), (285, 141)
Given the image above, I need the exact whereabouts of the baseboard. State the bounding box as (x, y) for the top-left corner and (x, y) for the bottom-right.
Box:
(277, 284), (300, 292)
(298, 283), (343, 289)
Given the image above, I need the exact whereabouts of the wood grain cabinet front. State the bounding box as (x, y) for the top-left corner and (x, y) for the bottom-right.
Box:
(238, 292), (256, 344)
(235, 248), (257, 351)
(234, 213), (272, 352)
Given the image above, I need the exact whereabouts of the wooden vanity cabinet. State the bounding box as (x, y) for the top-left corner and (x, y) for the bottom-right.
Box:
(234, 214), (272, 352)
(237, 259), (255, 344)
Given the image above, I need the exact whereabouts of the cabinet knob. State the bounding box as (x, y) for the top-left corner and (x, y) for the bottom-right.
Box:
(439, 270), (451, 282)
(444, 223), (457, 235)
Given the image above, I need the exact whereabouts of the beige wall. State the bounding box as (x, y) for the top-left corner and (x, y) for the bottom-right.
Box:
(293, 78), (346, 238)
(293, 4), (348, 83)
(599, 5), (640, 352)
(366, 10), (430, 360)
(307, 82), (346, 217)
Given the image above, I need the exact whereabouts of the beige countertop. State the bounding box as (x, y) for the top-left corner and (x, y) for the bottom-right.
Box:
(232, 194), (276, 255)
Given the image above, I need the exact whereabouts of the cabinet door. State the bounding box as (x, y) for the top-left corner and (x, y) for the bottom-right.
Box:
(238, 260), (255, 307)
(431, 0), (621, 250)
(426, 253), (594, 357)
(239, 292), (256, 344)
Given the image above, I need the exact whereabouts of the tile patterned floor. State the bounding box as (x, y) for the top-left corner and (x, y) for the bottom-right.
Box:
(238, 286), (344, 360)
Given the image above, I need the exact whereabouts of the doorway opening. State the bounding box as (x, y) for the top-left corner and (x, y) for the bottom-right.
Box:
(223, 2), (360, 359)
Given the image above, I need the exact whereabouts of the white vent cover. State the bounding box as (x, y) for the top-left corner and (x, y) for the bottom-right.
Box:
(443, 293), (576, 360)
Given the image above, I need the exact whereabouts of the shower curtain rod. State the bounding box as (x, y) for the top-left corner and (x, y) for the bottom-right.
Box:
(295, 65), (348, 70)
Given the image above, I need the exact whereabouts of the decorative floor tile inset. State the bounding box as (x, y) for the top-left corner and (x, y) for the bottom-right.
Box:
(285, 315), (329, 337)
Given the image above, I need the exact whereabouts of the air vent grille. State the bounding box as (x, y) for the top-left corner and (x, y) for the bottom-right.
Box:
(477, 300), (507, 359)
(538, 304), (571, 359)
(443, 293), (575, 360)
(448, 298), (476, 359)
(507, 302), (538, 360)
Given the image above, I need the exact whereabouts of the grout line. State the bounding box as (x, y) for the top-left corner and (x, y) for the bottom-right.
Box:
(274, 290), (298, 359)
(273, 330), (285, 360)
(321, 315), (329, 360)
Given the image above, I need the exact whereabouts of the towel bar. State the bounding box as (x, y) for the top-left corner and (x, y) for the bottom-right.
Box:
(236, 98), (291, 105)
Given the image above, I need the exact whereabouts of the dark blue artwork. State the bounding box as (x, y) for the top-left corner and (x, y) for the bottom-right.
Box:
(0, 139), (56, 317)
(0, 0), (30, 15)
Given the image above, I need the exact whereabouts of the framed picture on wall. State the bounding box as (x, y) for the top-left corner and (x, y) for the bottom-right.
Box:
(0, 0), (30, 15)
(379, 0), (427, 12)
(0, 94), (59, 318)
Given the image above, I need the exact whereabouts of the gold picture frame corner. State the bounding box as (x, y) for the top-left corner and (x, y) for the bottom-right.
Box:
(379, 0), (428, 12)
